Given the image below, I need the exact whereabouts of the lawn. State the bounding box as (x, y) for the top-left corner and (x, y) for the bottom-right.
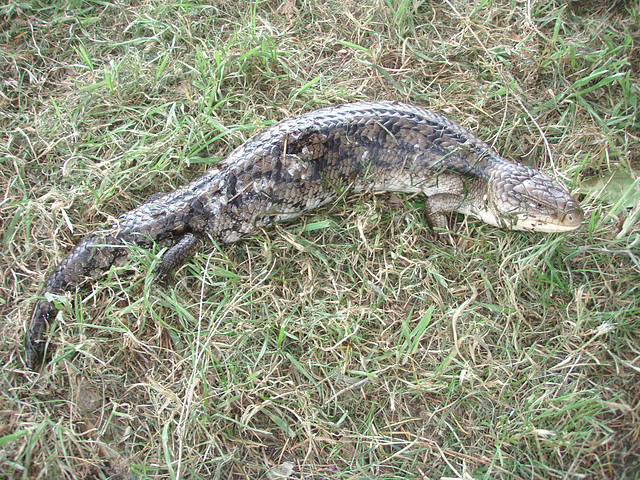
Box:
(1, 1), (638, 479)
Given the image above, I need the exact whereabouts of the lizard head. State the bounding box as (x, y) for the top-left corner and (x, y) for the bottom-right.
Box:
(479, 162), (583, 233)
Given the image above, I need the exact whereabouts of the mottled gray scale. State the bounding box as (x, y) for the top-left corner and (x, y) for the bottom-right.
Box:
(24, 101), (583, 368)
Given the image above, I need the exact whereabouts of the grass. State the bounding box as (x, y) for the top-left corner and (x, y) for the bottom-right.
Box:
(1, 0), (639, 479)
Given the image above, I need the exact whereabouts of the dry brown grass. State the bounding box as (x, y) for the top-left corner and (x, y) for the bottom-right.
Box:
(1, 1), (639, 479)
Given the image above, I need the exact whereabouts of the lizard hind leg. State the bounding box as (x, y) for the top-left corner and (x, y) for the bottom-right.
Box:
(153, 233), (202, 282)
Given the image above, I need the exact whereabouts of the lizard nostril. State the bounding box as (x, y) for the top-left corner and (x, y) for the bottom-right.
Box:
(564, 208), (584, 226)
